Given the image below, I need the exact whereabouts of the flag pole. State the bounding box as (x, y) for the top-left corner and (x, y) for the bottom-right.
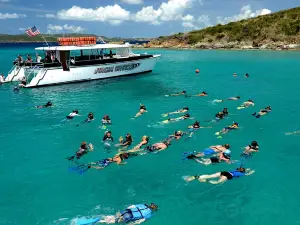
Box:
(40, 34), (49, 47)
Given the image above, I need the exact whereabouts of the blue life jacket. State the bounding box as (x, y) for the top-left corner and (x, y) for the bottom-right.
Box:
(229, 170), (245, 178)
(121, 204), (152, 222)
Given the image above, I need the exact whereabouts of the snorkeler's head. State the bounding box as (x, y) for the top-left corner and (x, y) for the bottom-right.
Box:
(149, 203), (158, 211)
(233, 122), (239, 126)
(142, 135), (150, 141)
(81, 142), (87, 148)
(223, 108), (228, 112)
(46, 101), (52, 106)
(175, 131), (183, 136)
(224, 144), (230, 149)
(202, 91), (207, 94)
(237, 96), (241, 99)
(237, 167), (246, 173)
(251, 141), (258, 147)
(73, 110), (79, 114)
(182, 91), (186, 94)
(120, 153), (129, 159)
(183, 107), (189, 110)
(184, 113), (190, 118)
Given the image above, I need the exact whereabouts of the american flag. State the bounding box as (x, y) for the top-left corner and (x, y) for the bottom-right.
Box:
(26, 26), (40, 37)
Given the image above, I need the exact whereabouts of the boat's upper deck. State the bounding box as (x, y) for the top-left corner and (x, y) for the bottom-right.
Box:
(35, 43), (131, 51)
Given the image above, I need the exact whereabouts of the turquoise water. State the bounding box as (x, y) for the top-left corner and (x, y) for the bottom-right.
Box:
(1, 47), (300, 225)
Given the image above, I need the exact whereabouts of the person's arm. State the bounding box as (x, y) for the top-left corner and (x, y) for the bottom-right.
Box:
(88, 144), (94, 151)
(128, 218), (146, 225)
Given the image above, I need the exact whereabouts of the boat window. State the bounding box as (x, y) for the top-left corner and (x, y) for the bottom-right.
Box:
(116, 48), (130, 58)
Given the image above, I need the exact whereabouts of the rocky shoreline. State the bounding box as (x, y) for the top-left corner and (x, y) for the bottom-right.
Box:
(132, 41), (300, 50)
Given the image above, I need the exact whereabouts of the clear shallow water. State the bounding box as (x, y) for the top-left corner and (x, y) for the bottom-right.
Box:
(1, 47), (300, 225)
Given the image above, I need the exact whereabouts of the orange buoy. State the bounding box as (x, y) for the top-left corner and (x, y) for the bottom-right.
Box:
(195, 69), (200, 73)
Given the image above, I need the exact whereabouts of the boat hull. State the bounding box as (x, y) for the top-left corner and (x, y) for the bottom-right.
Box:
(26, 55), (160, 88)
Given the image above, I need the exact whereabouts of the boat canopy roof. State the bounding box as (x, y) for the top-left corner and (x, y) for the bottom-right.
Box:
(35, 43), (131, 51)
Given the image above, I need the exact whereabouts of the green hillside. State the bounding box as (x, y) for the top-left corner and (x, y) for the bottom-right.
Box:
(0, 34), (147, 43)
(153, 7), (300, 47)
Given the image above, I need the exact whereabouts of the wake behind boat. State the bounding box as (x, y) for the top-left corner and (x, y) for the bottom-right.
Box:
(4, 37), (161, 88)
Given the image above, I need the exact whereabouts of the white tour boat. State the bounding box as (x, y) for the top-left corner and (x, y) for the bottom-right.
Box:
(5, 38), (161, 88)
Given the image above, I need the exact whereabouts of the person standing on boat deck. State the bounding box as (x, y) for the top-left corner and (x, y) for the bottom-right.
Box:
(100, 49), (104, 59)
(36, 54), (41, 63)
(109, 50), (113, 58)
(16, 55), (23, 66)
(44, 53), (52, 63)
(26, 54), (32, 64)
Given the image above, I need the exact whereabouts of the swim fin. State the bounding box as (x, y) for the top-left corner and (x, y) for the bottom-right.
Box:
(76, 217), (100, 225)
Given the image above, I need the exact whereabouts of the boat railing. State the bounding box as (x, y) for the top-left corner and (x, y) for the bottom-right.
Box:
(8, 64), (17, 75)
(26, 65), (40, 82)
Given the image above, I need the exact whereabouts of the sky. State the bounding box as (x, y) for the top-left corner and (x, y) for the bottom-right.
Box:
(0, 0), (299, 38)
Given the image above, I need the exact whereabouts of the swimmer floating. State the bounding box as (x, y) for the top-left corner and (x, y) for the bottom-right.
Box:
(183, 144), (231, 160)
(184, 167), (255, 184)
(162, 113), (193, 124)
(76, 203), (158, 225)
(134, 104), (147, 118)
(252, 106), (271, 118)
(161, 107), (189, 117)
(237, 99), (255, 110)
(215, 122), (239, 137)
(66, 142), (94, 161)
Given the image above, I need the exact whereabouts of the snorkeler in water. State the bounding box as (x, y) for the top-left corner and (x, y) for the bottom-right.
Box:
(91, 152), (138, 169)
(240, 141), (259, 159)
(36, 101), (53, 109)
(194, 150), (232, 165)
(102, 115), (112, 124)
(95, 203), (158, 224)
(184, 167), (255, 184)
(162, 113), (192, 124)
(245, 73), (250, 78)
(237, 99), (254, 110)
(117, 133), (133, 150)
(103, 131), (114, 142)
(76, 112), (94, 126)
(183, 144), (230, 160)
(66, 142), (93, 161)
(66, 110), (80, 120)
(194, 91), (208, 97)
(76, 112), (94, 127)
(215, 122), (239, 136)
(227, 96), (241, 101)
(134, 104), (147, 118)
(144, 140), (171, 153)
(122, 136), (150, 153)
(161, 107), (189, 117)
(169, 131), (185, 140)
(133, 135), (150, 150)
(70, 152), (139, 174)
(252, 106), (271, 118)
(187, 121), (212, 137)
(165, 90), (186, 97)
